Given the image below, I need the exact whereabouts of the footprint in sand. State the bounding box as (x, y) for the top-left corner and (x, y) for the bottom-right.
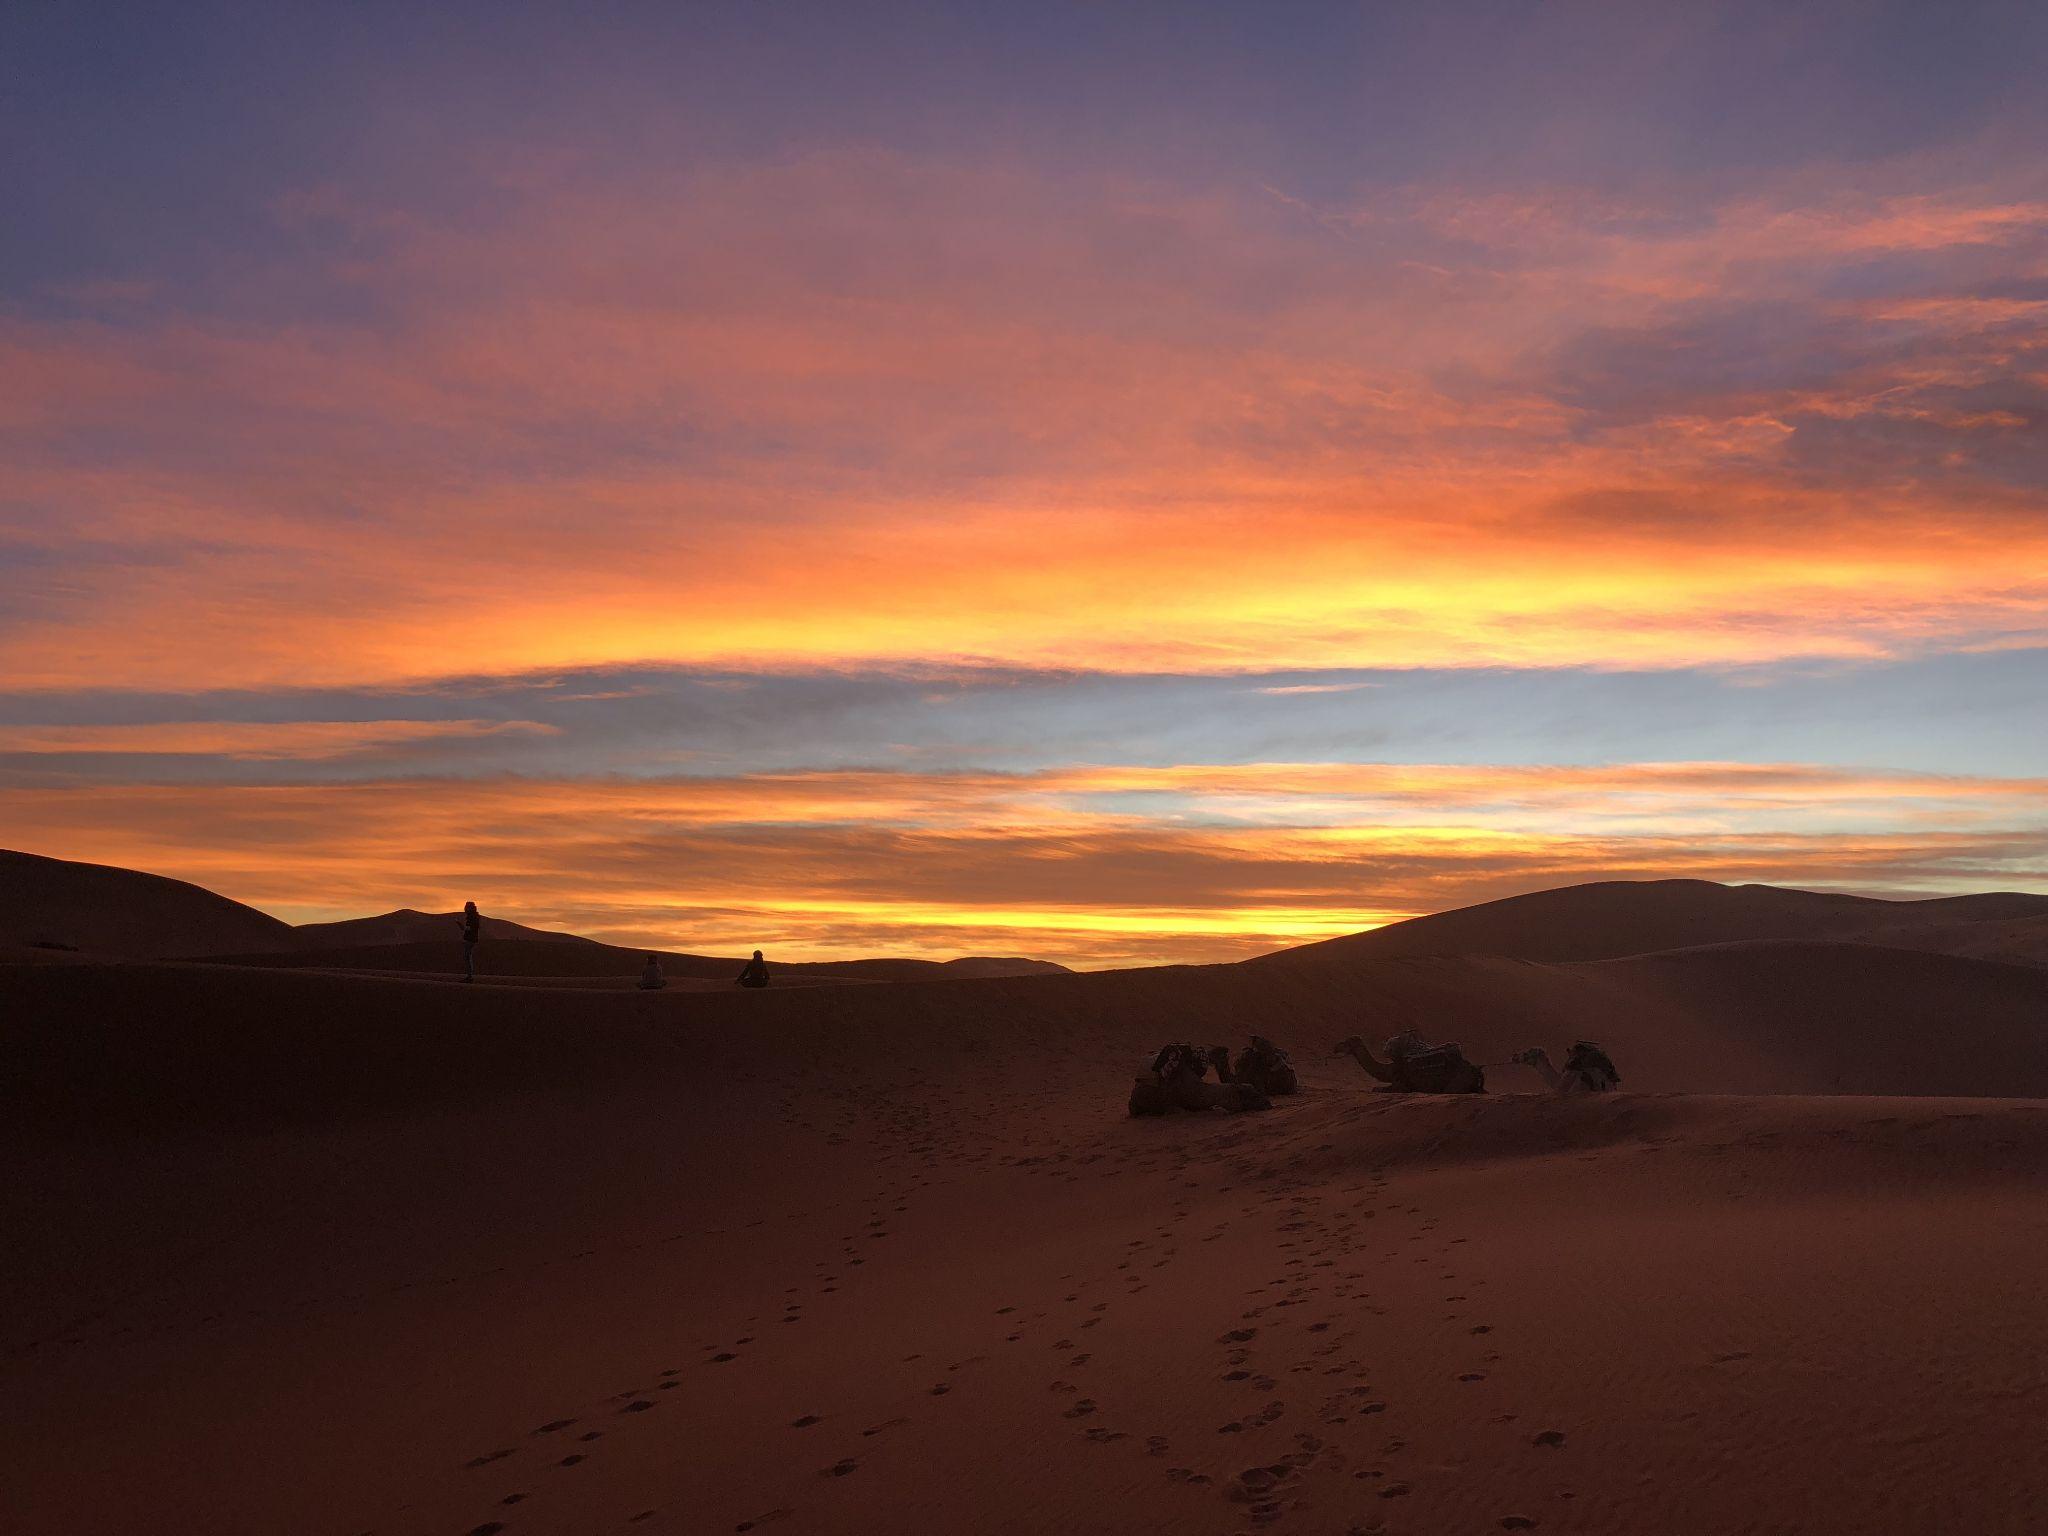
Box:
(464, 1449), (515, 1469)
(1230, 1463), (1299, 1500)
(792, 1414), (822, 1428)
(532, 1418), (576, 1435)
(1532, 1430), (1566, 1448)
(821, 1458), (859, 1477)
(1061, 1398), (1098, 1419)
(862, 1417), (909, 1437)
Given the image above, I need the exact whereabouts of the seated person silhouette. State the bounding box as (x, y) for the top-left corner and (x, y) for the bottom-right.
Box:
(637, 954), (666, 991)
(736, 949), (770, 989)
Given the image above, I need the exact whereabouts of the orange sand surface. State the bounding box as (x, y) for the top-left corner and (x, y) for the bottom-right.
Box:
(7, 930), (2048, 1534)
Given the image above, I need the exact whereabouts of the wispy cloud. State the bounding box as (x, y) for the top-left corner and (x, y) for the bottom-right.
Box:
(1251, 682), (1382, 696)
(0, 719), (555, 760)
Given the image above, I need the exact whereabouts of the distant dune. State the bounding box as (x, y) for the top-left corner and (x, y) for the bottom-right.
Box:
(0, 848), (296, 958)
(2, 848), (1071, 980)
(293, 907), (598, 949)
(1264, 876), (2048, 967)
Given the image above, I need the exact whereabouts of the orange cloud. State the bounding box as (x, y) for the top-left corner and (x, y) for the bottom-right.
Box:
(0, 719), (554, 759)
(4, 162), (2046, 689)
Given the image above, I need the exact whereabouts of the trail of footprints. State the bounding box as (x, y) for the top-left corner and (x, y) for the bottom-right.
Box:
(1017, 1138), (1579, 1535)
(449, 1066), (1094, 1533)
(451, 1152), (947, 1532)
(454, 1089), (1575, 1534)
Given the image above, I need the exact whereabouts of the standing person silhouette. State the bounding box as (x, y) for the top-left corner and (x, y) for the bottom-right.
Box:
(736, 949), (770, 989)
(458, 901), (481, 983)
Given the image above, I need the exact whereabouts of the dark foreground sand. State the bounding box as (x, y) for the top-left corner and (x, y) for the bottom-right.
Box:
(7, 945), (2048, 1535)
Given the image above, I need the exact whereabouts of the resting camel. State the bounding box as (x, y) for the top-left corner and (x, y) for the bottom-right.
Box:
(1333, 1033), (1486, 1095)
(1129, 1042), (1270, 1115)
(1512, 1044), (1620, 1094)
(1232, 1037), (1299, 1097)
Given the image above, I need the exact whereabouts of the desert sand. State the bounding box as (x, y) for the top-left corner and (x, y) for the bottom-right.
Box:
(7, 876), (2048, 1535)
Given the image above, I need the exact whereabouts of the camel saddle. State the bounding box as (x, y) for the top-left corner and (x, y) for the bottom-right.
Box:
(1390, 1040), (1479, 1093)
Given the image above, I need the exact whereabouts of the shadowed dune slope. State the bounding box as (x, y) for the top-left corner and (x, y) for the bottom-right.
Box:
(10, 938), (2048, 1139)
(1865, 910), (2048, 968)
(0, 848), (296, 958)
(1265, 877), (2048, 966)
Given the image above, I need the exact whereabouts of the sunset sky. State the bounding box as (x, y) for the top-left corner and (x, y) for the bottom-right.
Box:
(6, 2), (2048, 965)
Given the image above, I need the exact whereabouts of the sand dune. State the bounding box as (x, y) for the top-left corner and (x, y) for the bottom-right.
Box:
(10, 874), (2048, 1534)
(8, 944), (2048, 1535)
(1268, 877), (2048, 967)
(1862, 910), (2048, 969)
(11, 935), (2048, 1142)
(6, 848), (1069, 981)
(0, 848), (297, 958)
(294, 909), (600, 949)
